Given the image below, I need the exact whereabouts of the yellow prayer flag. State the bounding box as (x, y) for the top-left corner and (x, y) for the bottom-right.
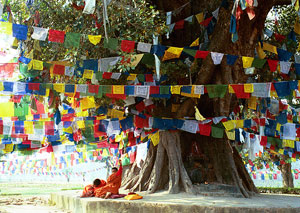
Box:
(225, 130), (235, 140)
(278, 149), (284, 155)
(222, 121), (236, 131)
(24, 121), (34, 134)
(53, 83), (65, 93)
(32, 60), (43, 70)
(163, 47), (183, 61)
(195, 13), (204, 24)
(262, 42), (278, 54)
(88, 35), (102, 45)
(83, 69), (94, 79)
(115, 134), (123, 143)
(228, 85), (234, 93)
(81, 96), (96, 110)
(283, 139), (295, 148)
(276, 123), (281, 131)
(244, 84), (254, 93)
(127, 74), (137, 81)
(295, 21), (300, 35)
(242, 57), (254, 68)
(77, 120), (85, 128)
(171, 85), (182, 94)
(0, 22), (12, 35)
(256, 43), (266, 59)
(150, 131), (160, 146)
(0, 102), (14, 117)
(296, 0), (299, 11)
(113, 85), (125, 94)
(111, 109), (124, 118)
(130, 54), (144, 67)
(190, 38), (199, 47)
(248, 96), (257, 110)
(0, 82), (3, 91)
(3, 144), (13, 153)
(234, 120), (244, 128)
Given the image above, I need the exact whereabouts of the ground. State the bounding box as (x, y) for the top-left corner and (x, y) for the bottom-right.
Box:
(0, 182), (82, 213)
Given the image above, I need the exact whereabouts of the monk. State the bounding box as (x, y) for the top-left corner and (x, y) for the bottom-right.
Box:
(95, 160), (123, 199)
(81, 178), (106, 197)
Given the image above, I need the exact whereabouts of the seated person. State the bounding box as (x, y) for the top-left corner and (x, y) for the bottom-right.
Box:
(95, 160), (123, 199)
(81, 178), (106, 197)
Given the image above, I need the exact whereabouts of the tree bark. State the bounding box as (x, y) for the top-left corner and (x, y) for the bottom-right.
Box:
(279, 162), (294, 188)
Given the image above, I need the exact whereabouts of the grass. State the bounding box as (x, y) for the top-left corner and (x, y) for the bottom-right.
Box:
(258, 187), (300, 195)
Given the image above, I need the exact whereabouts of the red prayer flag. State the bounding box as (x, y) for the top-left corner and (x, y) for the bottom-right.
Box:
(199, 124), (211, 136)
(195, 50), (210, 59)
(48, 29), (65, 43)
(150, 86), (160, 94)
(200, 17), (213, 27)
(28, 83), (40, 91)
(145, 74), (153, 82)
(0, 63), (18, 78)
(267, 59), (278, 72)
(88, 85), (99, 94)
(260, 136), (267, 146)
(231, 84), (251, 99)
(103, 72), (112, 79)
(174, 20), (185, 30)
(53, 64), (65, 75)
(135, 101), (146, 112)
(121, 40), (135, 53)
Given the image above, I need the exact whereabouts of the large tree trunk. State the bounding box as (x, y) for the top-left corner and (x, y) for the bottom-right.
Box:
(122, 0), (291, 197)
(280, 163), (294, 188)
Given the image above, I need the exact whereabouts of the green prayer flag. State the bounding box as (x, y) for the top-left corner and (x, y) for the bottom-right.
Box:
(122, 157), (131, 166)
(183, 48), (197, 57)
(96, 72), (103, 81)
(206, 85), (227, 98)
(96, 85), (103, 98)
(211, 126), (224, 138)
(141, 53), (155, 66)
(160, 86), (170, 94)
(252, 58), (266, 68)
(104, 38), (118, 50)
(20, 63), (39, 78)
(102, 85), (112, 94)
(137, 74), (145, 82)
(64, 32), (81, 48)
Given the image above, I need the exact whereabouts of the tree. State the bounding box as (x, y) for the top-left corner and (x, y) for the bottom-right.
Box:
(6, 0), (296, 198)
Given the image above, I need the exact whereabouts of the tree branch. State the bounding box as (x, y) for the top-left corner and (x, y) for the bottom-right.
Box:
(273, 0), (292, 6)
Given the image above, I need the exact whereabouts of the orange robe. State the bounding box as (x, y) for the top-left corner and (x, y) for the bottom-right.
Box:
(81, 180), (106, 197)
(95, 165), (122, 197)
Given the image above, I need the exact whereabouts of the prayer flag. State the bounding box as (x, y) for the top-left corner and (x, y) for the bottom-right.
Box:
(48, 29), (65, 43)
(64, 32), (81, 48)
(31, 27), (48, 41)
(0, 21), (12, 35)
(88, 35), (101, 45)
(12, 24), (28, 40)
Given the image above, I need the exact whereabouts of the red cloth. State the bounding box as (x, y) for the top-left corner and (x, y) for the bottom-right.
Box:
(274, 33), (286, 42)
(45, 121), (54, 136)
(198, 124), (211, 136)
(195, 50), (209, 59)
(267, 59), (278, 72)
(135, 116), (149, 129)
(200, 17), (213, 27)
(150, 86), (160, 94)
(48, 29), (65, 43)
(103, 72), (112, 79)
(88, 85), (99, 94)
(231, 84), (250, 99)
(28, 83), (40, 91)
(260, 136), (267, 147)
(53, 64), (65, 75)
(121, 40), (135, 53)
(145, 74), (153, 82)
(174, 20), (185, 30)
(135, 101), (146, 112)
(0, 63), (18, 78)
